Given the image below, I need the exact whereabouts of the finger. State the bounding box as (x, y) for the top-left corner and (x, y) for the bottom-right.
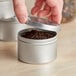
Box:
(48, 8), (62, 24)
(37, 3), (51, 17)
(31, 6), (41, 15)
(48, 6), (62, 24)
(48, 13), (62, 24)
(13, 0), (28, 23)
(46, 0), (63, 23)
(31, 0), (44, 15)
(51, 7), (63, 24)
(35, 0), (44, 7)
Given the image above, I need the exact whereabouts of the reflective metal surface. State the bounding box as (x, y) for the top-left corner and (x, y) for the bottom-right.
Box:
(26, 16), (60, 32)
(0, 0), (14, 20)
(18, 28), (57, 64)
(0, 17), (27, 41)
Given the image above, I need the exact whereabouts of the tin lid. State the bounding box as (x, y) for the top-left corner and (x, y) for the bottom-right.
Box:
(26, 16), (61, 32)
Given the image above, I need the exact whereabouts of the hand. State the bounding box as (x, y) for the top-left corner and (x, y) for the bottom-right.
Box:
(31, 0), (63, 24)
(13, 0), (28, 23)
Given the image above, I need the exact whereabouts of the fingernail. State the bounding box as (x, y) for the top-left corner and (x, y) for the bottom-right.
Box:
(18, 16), (27, 23)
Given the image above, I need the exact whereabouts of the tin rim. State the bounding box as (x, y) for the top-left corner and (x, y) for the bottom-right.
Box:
(0, 0), (10, 3)
(18, 28), (57, 44)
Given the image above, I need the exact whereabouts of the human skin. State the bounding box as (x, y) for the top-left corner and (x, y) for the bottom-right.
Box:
(13, 0), (63, 24)
(13, 0), (28, 23)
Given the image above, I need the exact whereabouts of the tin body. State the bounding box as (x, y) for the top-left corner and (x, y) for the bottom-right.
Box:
(18, 29), (57, 64)
(0, 0), (14, 20)
(0, 23), (3, 40)
(0, 18), (28, 41)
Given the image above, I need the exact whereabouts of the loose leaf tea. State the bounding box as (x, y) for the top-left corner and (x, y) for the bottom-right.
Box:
(21, 30), (56, 39)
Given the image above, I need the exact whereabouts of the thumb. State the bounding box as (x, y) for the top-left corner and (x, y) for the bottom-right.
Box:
(13, 0), (28, 23)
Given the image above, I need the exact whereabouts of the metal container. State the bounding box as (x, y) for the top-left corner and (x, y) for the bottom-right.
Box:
(0, 17), (29, 41)
(0, 0), (14, 20)
(18, 16), (60, 64)
(18, 28), (57, 64)
(0, 22), (3, 40)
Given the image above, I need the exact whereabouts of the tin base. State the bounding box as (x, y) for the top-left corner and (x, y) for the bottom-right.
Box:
(18, 56), (57, 64)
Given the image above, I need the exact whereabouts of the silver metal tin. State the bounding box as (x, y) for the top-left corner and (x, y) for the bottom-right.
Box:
(0, 0), (14, 20)
(0, 23), (3, 40)
(0, 17), (28, 41)
(18, 28), (57, 64)
(26, 16), (60, 32)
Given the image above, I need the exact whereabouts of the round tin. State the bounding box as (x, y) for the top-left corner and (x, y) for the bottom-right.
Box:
(0, 0), (14, 20)
(18, 16), (60, 64)
(18, 28), (57, 64)
(0, 17), (28, 41)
